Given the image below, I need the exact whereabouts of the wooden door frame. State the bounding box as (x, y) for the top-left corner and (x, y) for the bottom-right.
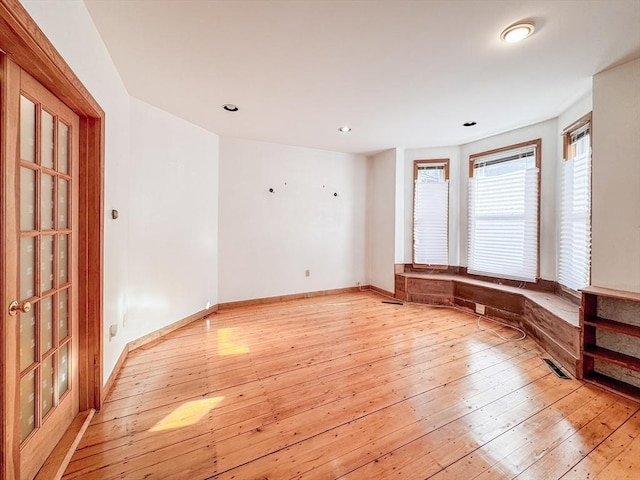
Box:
(0, 0), (104, 478)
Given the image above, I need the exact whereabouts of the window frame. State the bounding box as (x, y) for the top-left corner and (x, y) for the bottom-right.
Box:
(412, 158), (450, 269)
(563, 112), (592, 160)
(559, 112), (592, 294)
(468, 138), (542, 282)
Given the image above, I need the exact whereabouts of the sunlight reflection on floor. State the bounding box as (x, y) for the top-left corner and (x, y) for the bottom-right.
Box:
(149, 397), (224, 432)
(218, 327), (249, 355)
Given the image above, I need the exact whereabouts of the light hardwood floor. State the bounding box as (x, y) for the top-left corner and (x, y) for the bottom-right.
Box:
(62, 291), (640, 479)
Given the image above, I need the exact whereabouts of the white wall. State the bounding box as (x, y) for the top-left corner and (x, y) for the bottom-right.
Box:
(218, 137), (368, 302)
(393, 148), (406, 264)
(403, 146), (462, 266)
(557, 93), (593, 137)
(460, 119), (559, 280)
(368, 149), (397, 293)
(592, 59), (640, 292)
(21, 0), (220, 383)
(128, 98), (218, 340)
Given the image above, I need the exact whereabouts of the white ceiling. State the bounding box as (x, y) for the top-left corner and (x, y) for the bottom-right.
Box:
(83, 0), (640, 155)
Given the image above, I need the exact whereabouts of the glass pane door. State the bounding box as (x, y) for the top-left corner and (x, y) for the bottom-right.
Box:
(18, 94), (73, 444)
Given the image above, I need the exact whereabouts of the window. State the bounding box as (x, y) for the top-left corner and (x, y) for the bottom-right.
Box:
(559, 113), (592, 291)
(413, 159), (449, 266)
(468, 140), (541, 282)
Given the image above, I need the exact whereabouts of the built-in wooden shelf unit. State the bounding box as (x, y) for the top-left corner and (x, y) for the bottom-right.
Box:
(580, 286), (640, 401)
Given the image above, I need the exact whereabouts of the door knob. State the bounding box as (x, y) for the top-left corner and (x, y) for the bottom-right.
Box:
(8, 300), (32, 316)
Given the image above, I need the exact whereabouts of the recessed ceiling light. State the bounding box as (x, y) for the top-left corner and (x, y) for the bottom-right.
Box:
(338, 126), (351, 133)
(463, 121), (477, 127)
(222, 104), (239, 112)
(500, 23), (535, 43)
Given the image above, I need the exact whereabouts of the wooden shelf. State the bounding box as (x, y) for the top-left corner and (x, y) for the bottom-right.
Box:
(584, 316), (640, 338)
(580, 287), (640, 397)
(581, 286), (640, 302)
(583, 345), (640, 373)
(584, 372), (640, 402)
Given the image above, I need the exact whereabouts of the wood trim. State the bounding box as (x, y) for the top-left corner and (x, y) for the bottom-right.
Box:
(398, 264), (558, 294)
(581, 286), (640, 302)
(413, 158), (450, 180)
(468, 138), (542, 176)
(562, 112), (592, 160)
(0, 52), (21, 480)
(555, 284), (582, 306)
(127, 305), (218, 351)
(562, 111), (592, 135)
(78, 116), (104, 412)
(411, 263), (449, 270)
(101, 345), (128, 405)
(365, 285), (395, 298)
(0, 1), (105, 477)
(34, 408), (95, 480)
(218, 287), (363, 310)
(468, 138), (542, 163)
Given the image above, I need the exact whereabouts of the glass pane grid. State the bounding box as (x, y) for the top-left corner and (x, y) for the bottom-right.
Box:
(19, 308), (36, 372)
(19, 96), (74, 444)
(20, 166), (36, 231)
(58, 288), (69, 342)
(41, 110), (55, 169)
(58, 121), (69, 174)
(41, 235), (54, 294)
(58, 341), (70, 399)
(19, 371), (36, 442)
(20, 96), (36, 163)
(40, 295), (55, 356)
(41, 354), (55, 418)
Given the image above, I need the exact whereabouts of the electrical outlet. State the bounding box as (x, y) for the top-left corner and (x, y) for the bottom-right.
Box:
(305, 269), (310, 277)
(475, 303), (486, 315)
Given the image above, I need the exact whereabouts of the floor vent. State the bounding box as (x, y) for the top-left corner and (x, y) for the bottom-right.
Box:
(382, 300), (404, 305)
(542, 358), (571, 379)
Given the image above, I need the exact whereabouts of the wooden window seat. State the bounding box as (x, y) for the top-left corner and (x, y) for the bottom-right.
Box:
(394, 273), (580, 376)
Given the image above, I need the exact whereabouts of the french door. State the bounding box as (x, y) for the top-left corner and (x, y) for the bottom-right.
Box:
(2, 56), (80, 480)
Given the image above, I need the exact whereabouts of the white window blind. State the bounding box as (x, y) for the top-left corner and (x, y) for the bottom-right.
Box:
(559, 126), (591, 290)
(468, 145), (539, 282)
(413, 164), (448, 265)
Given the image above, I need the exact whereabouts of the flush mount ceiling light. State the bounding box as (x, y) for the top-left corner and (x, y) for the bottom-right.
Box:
(222, 104), (239, 112)
(463, 121), (477, 127)
(338, 126), (352, 133)
(500, 23), (535, 43)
